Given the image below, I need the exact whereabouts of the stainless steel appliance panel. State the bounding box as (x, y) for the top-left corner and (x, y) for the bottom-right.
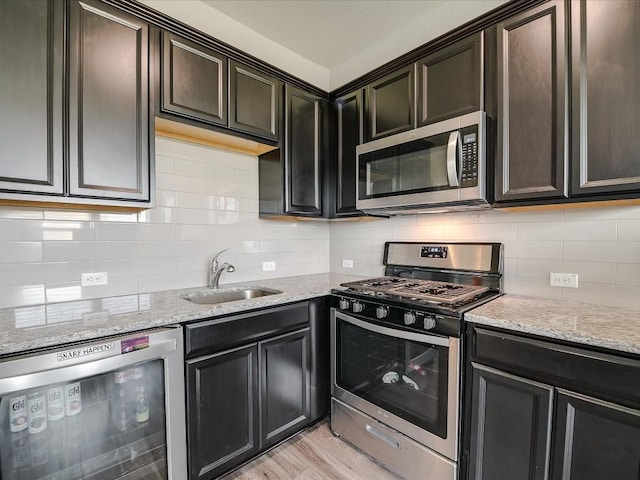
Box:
(0, 328), (187, 480)
(331, 309), (460, 460)
(331, 398), (456, 480)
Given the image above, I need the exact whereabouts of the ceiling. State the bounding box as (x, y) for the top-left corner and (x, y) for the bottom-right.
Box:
(200, 0), (450, 70)
(200, 0), (507, 88)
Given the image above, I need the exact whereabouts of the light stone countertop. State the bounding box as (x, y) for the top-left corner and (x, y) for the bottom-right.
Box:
(466, 294), (640, 356)
(0, 273), (365, 357)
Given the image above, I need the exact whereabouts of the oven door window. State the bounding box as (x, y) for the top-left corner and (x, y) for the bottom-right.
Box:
(358, 132), (453, 199)
(336, 319), (449, 438)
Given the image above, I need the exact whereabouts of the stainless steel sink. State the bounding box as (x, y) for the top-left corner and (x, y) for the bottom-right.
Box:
(182, 287), (282, 305)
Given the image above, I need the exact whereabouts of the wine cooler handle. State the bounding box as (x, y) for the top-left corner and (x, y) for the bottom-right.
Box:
(0, 338), (176, 395)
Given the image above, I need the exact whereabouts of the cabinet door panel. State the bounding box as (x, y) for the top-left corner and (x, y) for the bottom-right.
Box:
(286, 85), (322, 215)
(0, 0), (63, 194)
(162, 32), (228, 126)
(68, 0), (150, 201)
(495, 1), (567, 202)
(366, 66), (415, 140)
(230, 61), (279, 140)
(259, 328), (310, 448)
(571, 0), (640, 195)
(417, 32), (482, 126)
(552, 390), (640, 480)
(334, 90), (363, 217)
(469, 364), (552, 480)
(187, 345), (259, 480)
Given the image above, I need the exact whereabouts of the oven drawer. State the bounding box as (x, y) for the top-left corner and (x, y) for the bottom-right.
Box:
(331, 398), (456, 480)
(469, 326), (640, 407)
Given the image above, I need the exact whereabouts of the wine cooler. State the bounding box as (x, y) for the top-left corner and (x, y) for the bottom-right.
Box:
(0, 327), (187, 479)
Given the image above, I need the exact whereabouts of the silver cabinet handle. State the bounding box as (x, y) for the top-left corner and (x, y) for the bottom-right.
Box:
(446, 130), (461, 187)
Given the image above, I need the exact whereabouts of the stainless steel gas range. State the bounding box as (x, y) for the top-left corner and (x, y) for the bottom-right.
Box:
(330, 242), (503, 480)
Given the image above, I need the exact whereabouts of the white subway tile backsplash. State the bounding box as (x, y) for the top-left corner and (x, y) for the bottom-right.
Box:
(617, 219), (640, 241)
(0, 242), (43, 263)
(517, 220), (617, 241)
(0, 137), (638, 310)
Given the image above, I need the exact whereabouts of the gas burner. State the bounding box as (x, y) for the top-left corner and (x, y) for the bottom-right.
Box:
(341, 276), (490, 305)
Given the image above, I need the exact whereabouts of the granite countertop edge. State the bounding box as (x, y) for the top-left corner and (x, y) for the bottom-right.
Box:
(466, 294), (640, 357)
(0, 273), (365, 357)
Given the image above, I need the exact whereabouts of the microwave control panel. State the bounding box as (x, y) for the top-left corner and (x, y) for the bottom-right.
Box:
(460, 126), (479, 187)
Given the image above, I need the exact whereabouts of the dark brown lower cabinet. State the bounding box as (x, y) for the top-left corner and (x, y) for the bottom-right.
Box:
(552, 390), (640, 480)
(468, 364), (552, 480)
(187, 344), (259, 480)
(466, 325), (640, 480)
(260, 329), (310, 448)
(184, 299), (327, 480)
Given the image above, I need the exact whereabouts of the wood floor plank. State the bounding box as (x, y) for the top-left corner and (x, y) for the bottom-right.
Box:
(222, 422), (402, 480)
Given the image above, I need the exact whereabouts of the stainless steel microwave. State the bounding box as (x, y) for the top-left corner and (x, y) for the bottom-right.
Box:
(356, 111), (487, 215)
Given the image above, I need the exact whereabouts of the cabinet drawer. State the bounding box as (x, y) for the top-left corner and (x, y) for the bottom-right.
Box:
(470, 327), (640, 408)
(185, 302), (309, 358)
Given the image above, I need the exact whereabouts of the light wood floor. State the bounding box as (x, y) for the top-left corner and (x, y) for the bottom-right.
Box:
(222, 421), (403, 480)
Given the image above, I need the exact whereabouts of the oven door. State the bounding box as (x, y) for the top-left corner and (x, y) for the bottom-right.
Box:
(331, 309), (459, 460)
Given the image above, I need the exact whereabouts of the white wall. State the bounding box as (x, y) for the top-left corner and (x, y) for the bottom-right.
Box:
(329, 0), (507, 90)
(330, 207), (640, 309)
(137, 0), (331, 91)
(0, 138), (329, 310)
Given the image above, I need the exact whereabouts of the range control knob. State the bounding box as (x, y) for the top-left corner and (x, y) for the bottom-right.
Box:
(339, 298), (350, 310)
(376, 306), (389, 319)
(352, 301), (364, 314)
(423, 315), (437, 331)
(403, 311), (417, 326)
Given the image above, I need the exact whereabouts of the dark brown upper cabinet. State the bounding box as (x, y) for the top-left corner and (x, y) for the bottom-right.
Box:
(332, 89), (363, 218)
(229, 60), (280, 141)
(0, 0), (64, 196)
(570, 0), (640, 197)
(417, 32), (483, 127)
(365, 65), (415, 141)
(494, 0), (567, 204)
(161, 31), (228, 127)
(68, 0), (151, 202)
(259, 85), (325, 217)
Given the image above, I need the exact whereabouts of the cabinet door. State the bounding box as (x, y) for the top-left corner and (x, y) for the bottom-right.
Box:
(285, 85), (323, 215)
(495, 1), (567, 203)
(229, 60), (280, 140)
(552, 390), (640, 480)
(68, 0), (151, 202)
(333, 90), (363, 217)
(186, 345), (259, 480)
(259, 328), (310, 448)
(365, 65), (415, 141)
(0, 0), (63, 195)
(570, 0), (640, 196)
(162, 31), (228, 127)
(468, 364), (553, 480)
(417, 32), (483, 126)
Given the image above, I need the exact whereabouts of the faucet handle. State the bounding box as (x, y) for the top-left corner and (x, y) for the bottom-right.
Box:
(212, 249), (228, 263)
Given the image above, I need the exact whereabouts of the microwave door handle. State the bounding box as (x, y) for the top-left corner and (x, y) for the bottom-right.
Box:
(446, 131), (461, 187)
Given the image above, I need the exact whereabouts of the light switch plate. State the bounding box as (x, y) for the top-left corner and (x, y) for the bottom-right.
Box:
(342, 259), (354, 268)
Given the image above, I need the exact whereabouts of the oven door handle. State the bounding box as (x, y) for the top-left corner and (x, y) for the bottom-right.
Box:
(335, 311), (450, 347)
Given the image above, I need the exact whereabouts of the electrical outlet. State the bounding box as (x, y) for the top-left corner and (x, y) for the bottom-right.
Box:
(342, 259), (354, 269)
(81, 272), (108, 286)
(262, 261), (276, 271)
(550, 273), (579, 288)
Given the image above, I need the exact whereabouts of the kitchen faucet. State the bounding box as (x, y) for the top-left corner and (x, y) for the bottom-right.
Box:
(209, 249), (235, 289)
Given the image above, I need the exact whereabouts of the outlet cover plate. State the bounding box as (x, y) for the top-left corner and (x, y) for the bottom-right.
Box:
(81, 272), (108, 286)
(550, 272), (579, 288)
(262, 261), (276, 271)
